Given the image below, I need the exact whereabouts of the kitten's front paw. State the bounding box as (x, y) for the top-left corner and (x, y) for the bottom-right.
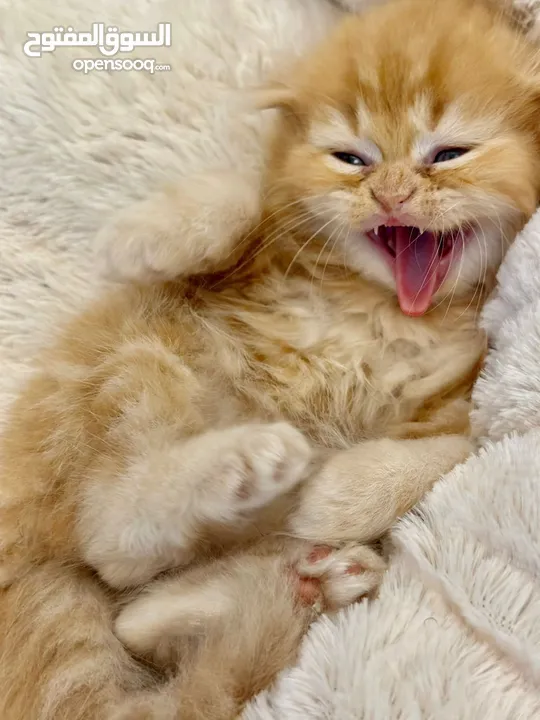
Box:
(218, 423), (312, 516)
(95, 171), (260, 283)
(291, 543), (386, 611)
(95, 194), (181, 284)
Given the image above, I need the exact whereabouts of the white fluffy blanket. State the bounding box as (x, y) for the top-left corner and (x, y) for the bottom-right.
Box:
(2, 1), (540, 718)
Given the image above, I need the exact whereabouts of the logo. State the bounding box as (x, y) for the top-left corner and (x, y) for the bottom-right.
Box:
(23, 22), (172, 58)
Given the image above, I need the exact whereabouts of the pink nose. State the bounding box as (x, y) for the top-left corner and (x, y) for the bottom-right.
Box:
(371, 188), (415, 211)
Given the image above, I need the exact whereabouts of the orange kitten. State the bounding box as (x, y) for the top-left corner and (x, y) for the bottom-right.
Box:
(2, 1), (540, 718)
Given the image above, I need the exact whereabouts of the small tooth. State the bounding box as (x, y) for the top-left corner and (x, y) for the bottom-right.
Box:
(374, 227), (379, 236)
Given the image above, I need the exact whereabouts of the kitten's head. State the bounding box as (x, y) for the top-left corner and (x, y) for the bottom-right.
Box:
(260, 0), (540, 315)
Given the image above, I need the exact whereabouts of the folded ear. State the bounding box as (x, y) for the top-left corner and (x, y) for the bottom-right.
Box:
(250, 82), (298, 112)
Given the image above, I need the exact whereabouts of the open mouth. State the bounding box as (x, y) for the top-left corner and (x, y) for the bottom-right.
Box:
(366, 225), (468, 317)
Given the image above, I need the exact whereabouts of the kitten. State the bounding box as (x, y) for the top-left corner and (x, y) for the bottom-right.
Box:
(2, 1), (540, 718)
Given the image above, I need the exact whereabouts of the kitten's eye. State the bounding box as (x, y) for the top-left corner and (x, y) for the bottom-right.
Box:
(332, 151), (367, 166)
(432, 147), (469, 163)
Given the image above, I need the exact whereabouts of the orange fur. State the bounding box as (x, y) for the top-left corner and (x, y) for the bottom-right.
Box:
(2, 1), (540, 718)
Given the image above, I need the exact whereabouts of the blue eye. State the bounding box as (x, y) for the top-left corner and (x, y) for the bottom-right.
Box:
(433, 148), (469, 163)
(332, 151), (367, 166)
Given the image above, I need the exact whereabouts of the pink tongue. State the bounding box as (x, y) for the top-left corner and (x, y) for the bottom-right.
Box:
(394, 227), (440, 316)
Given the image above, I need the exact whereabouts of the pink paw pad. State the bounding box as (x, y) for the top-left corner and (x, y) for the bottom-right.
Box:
(287, 565), (323, 608)
(288, 546), (334, 609)
(296, 576), (322, 606)
(306, 546), (333, 564)
(345, 562), (365, 575)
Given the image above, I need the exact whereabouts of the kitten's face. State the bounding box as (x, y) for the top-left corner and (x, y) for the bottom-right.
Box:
(264, 0), (540, 315)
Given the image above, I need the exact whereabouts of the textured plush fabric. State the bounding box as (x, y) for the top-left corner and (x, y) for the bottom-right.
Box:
(2, 1), (540, 718)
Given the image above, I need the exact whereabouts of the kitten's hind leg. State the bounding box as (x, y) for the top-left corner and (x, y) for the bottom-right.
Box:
(114, 541), (385, 662)
(113, 550), (300, 666)
(80, 422), (312, 590)
(113, 548), (313, 720)
(113, 540), (384, 719)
